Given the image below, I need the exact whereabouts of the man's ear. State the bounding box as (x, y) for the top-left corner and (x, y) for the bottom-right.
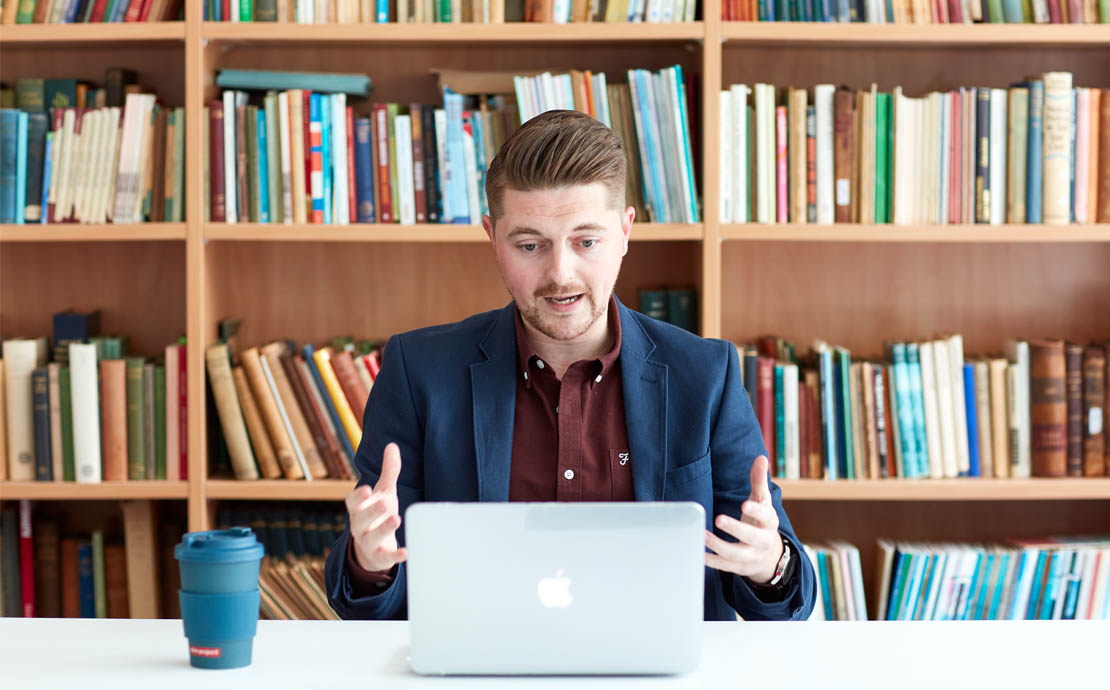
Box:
(621, 206), (634, 255)
(482, 215), (494, 241)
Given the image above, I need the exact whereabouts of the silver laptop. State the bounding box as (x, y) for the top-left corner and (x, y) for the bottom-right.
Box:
(404, 501), (706, 676)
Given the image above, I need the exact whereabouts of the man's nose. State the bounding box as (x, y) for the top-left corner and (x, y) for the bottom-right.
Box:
(546, 243), (576, 285)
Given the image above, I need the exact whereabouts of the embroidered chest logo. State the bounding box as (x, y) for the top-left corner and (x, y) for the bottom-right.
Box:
(619, 452), (630, 466)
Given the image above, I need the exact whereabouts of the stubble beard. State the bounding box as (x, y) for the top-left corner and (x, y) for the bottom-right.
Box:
(515, 285), (609, 342)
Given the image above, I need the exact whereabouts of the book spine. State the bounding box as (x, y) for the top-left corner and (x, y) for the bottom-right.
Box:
(1028, 340), (1067, 477)
(1082, 347), (1106, 477)
(1042, 72), (1073, 225)
(32, 368), (52, 481)
(374, 104), (392, 223)
(1065, 343), (1084, 477)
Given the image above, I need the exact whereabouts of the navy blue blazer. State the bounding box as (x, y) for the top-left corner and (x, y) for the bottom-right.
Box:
(325, 297), (816, 622)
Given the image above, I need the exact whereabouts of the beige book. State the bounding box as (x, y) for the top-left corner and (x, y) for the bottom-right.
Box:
(287, 90), (307, 225)
(1, 0), (18, 24)
(932, 339), (958, 479)
(100, 359), (129, 482)
(858, 86), (876, 225)
(352, 355), (374, 394)
(875, 540), (897, 621)
(131, 103), (157, 222)
(1089, 89), (1100, 225)
(121, 500), (160, 619)
(241, 347), (302, 480)
(205, 344), (260, 481)
(0, 360), (6, 481)
(48, 363), (64, 482)
(918, 341), (944, 479)
(164, 344), (180, 482)
(789, 87), (807, 224)
(973, 360), (994, 478)
(861, 362), (880, 480)
(491, 0), (504, 21)
(1041, 72), (1074, 225)
(261, 342), (328, 479)
(988, 358), (1010, 478)
(827, 544), (848, 620)
(232, 366), (282, 479)
(57, 108), (77, 221)
(0, 338), (48, 479)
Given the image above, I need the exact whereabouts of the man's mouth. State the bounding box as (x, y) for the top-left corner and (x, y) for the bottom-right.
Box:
(544, 295), (582, 305)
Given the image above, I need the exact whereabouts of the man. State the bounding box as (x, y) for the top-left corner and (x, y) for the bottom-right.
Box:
(325, 110), (816, 622)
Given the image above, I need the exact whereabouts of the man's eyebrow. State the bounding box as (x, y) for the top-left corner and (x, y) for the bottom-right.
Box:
(505, 223), (609, 239)
(506, 227), (543, 239)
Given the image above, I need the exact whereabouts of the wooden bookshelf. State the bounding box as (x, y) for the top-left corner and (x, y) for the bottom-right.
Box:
(0, 481), (188, 500)
(1, 9), (1107, 569)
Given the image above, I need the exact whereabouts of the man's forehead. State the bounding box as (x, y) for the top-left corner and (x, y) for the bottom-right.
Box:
(504, 222), (610, 239)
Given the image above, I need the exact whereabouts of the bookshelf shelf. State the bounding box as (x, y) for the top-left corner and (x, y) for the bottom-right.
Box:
(776, 478), (1110, 502)
(0, 223), (187, 242)
(719, 224), (1110, 243)
(0, 22), (186, 44)
(202, 222), (702, 242)
(720, 22), (1110, 47)
(200, 21), (706, 43)
(205, 479), (355, 501)
(0, 481), (189, 500)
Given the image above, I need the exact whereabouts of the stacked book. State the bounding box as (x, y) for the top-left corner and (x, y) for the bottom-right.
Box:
(723, 0), (1110, 22)
(877, 538), (1110, 621)
(1, 313), (188, 483)
(0, 70), (185, 225)
(802, 541), (868, 621)
(734, 335), (1109, 480)
(720, 72), (1108, 225)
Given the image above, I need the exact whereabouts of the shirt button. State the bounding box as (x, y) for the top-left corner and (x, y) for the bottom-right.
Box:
(523, 371), (528, 380)
(536, 359), (545, 369)
(556, 405), (560, 414)
(595, 374), (602, 383)
(564, 469), (574, 480)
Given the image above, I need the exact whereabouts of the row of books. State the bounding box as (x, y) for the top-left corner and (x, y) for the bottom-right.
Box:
(723, 0), (1109, 22)
(202, 0), (699, 22)
(802, 541), (867, 620)
(204, 330), (373, 481)
(876, 538), (1110, 621)
(735, 335), (1110, 480)
(720, 73), (1109, 226)
(0, 0), (183, 23)
(0, 500), (181, 619)
(637, 288), (699, 333)
(0, 315), (189, 483)
(0, 71), (185, 225)
(214, 507), (342, 620)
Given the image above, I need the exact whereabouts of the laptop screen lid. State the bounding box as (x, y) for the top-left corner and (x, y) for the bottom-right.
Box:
(405, 501), (705, 676)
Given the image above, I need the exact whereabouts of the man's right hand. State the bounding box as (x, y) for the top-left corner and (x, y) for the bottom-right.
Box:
(345, 442), (408, 574)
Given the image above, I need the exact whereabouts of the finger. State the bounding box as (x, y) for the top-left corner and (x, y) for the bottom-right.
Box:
(351, 497), (397, 538)
(740, 500), (779, 530)
(344, 484), (373, 515)
(704, 549), (760, 577)
(749, 455), (772, 505)
(374, 442), (403, 494)
(713, 514), (763, 545)
(357, 512), (402, 550)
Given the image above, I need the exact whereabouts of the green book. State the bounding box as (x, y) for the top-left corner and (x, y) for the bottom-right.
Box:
(665, 289), (698, 334)
(44, 79), (80, 113)
(774, 364), (785, 477)
(246, 105), (260, 223)
(142, 105), (160, 221)
(125, 357), (147, 481)
(255, 0), (277, 21)
(15, 0), (35, 23)
(14, 77), (44, 113)
(264, 93), (282, 224)
(638, 289), (668, 322)
(92, 530), (107, 619)
(154, 365), (166, 480)
(875, 92), (890, 224)
(60, 367), (76, 482)
(0, 89), (13, 108)
(386, 103), (401, 222)
(836, 347), (856, 480)
(240, 0), (252, 22)
(1101, 0), (1109, 23)
(172, 107), (185, 222)
(986, 0), (1004, 21)
(143, 363), (156, 480)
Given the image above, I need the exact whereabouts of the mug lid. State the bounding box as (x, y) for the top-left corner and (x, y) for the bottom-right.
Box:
(174, 527), (265, 564)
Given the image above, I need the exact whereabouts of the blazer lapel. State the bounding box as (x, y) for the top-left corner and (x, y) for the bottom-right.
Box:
(470, 303), (518, 502)
(617, 300), (668, 501)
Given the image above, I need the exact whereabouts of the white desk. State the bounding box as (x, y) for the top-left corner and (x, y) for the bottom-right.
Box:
(1, 618), (1106, 689)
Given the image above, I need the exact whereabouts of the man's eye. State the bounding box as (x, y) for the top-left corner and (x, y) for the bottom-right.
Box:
(580, 239), (597, 248)
(520, 243), (539, 252)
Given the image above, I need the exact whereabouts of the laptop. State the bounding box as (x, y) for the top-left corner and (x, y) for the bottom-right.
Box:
(404, 501), (706, 676)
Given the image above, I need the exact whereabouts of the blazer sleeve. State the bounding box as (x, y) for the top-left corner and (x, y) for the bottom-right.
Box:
(707, 339), (817, 621)
(325, 333), (426, 620)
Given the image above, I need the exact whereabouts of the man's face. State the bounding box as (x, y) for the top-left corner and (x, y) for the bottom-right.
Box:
(483, 183), (634, 343)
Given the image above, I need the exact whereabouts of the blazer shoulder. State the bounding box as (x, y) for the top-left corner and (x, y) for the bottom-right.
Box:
(630, 310), (731, 366)
(386, 306), (505, 362)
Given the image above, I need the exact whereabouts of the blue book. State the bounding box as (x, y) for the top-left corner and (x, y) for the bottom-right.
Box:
(470, 109), (488, 217)
(817, 348), (838, 479)
(321, 94), (333, 225)
(376, 0), (389, 22)
(256, 109), (270, 224)
(1008, 550), (1032, 620)
(833, 358), (848, 480)
(309, 94), (324, 222)
(816, 551), (833, 619)
(987, 553), (1010, 620)
(1025, 80), (1044, 223)
(0, 110), (18, 223)
(971, 553), (995, 620)
(908, 553), (933, 620)
(63, 0), (82, 23)
(961, 553), (985, 620)
(354, 117), (375, 223)
(774, 364), (785, 477)
(673, 66), (700, 223)
(215, 69), (371, 97)
(40, 132), (52, 224)
(836, 348), (856, 479)
(758, 0), (772, 20)
(443, 90), (470, 224)
(891, 344), (916, 478)
(1038, 551), (1061, 619)
(963, 363), (980, 477)
(775, 0), (790, 22)
(633, 69), (668, 223)
(886, 549), (906, 620)
(15, 111), (28, 225)
(743, 350), (758, 413)
(78, 540), (95, 618)
(1068, 89), (1077, 223)
(906, 344), (929, 479)
(1025, 550), (1048, 619)
(1062, 555), (1082, 619)
(302, 344), (357, 467)
(893, 552), (917, 620)
(915, 553), (940, 620)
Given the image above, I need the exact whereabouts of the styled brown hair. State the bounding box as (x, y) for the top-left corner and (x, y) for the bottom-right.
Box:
(484, 110), (626, 223)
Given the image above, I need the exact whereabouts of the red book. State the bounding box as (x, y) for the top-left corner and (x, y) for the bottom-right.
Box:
(374, 104), (393, 223)
(757, 357), (776, 467)
(302, 91), (313, 221)
(346, 106), (357, 224)
(1046, 0), (1063, 22)
(90, 0), (110, 22)
(178, 343), (188, 480)
(138, 0), (155, 21)
(209, 101), (226, 222)
(19, 500), (35, 618)
(797, 379), (809, 479)
(222, 0), (230, 22)
(364, 350), (381, 379)
(947, 0), (963, 22)
(410, 104), (427, 223)
(124, 0), (145, 22)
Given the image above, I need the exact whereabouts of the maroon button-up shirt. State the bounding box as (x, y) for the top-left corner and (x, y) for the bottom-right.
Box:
(347, 294), (632, 592)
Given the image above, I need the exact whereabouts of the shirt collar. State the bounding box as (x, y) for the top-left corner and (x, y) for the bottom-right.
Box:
(513, 293), (622, 387)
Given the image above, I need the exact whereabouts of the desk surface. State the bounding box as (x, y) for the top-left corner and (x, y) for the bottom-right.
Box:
(1, 618), (1106, 689)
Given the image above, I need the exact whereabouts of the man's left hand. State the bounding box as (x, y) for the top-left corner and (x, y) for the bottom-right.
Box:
(704, 454), (784, 585)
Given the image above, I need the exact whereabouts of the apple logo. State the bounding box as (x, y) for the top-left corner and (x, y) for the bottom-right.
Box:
(536, 569), (573, 609)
